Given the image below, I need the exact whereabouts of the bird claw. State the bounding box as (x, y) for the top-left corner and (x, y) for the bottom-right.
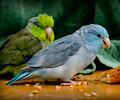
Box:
(61, 83), (74, 86)
(60, 80), (82, 86)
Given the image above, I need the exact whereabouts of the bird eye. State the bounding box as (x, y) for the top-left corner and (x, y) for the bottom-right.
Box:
(97, 34), (102, 38)
(37, 24), (40, 27)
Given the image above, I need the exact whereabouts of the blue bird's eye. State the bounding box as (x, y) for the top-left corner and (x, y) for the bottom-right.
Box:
(97, 34), (102, 38)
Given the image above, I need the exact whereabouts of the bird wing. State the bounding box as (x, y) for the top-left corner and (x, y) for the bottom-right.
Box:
(21, 35), (81, 71)
(0, 28), (42, 65)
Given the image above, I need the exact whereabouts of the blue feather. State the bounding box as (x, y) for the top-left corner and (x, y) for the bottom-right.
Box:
(6, 71), (33, 85)
(0, 40), (10, 52)
(22, 56), (32, 63)
(33, 19), (37, 25)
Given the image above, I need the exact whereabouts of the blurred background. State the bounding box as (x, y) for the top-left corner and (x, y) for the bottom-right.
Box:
(1, 0), (120, 43)
(0, 0), (120, 78)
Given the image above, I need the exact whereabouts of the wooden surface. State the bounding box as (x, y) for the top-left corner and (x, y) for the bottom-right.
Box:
(0, 71), (120, 100)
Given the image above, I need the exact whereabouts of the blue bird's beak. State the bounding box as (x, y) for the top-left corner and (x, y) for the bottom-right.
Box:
(101, 37), (110, 49)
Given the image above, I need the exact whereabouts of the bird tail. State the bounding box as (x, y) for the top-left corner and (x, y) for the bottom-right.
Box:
(6, 71), (33, 85)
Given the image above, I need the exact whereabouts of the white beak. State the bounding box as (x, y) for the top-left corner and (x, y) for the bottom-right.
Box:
(45, 27), (51, 38)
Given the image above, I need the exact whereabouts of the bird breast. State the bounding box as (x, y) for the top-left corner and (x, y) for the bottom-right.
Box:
(61, 46), (96, 80)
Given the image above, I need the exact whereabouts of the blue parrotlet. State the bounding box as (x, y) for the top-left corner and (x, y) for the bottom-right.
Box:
(6, 24), (110, 85)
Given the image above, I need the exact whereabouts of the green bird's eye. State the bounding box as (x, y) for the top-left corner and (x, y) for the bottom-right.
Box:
(37, 24), (40, 27)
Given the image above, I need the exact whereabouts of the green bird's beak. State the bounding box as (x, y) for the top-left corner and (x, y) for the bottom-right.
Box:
(45, 27), (51, 38)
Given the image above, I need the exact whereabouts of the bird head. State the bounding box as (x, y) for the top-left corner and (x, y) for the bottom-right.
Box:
(27, 13), (54, 41)
(76, 24), (110, 51)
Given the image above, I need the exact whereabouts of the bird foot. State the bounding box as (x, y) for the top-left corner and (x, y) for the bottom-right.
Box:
(71, 75), (83, 81)
(60, 80), (82, 86)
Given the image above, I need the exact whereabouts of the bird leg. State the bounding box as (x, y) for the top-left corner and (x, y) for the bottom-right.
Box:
(71, 75), (83, 81)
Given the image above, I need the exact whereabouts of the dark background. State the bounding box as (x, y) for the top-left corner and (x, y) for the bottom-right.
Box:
(0, 0), (120, 78)
(0, 0), (120, 44)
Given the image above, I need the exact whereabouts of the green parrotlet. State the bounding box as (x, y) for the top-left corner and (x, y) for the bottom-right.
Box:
(0, 13), (54, 76)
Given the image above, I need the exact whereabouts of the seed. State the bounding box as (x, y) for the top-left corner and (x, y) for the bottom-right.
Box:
(28, 93), (33, 97)
(84, 92), (91, 97)
(37, 86), (41, 89)
(25, 84), (29, 88)
(70, 85), (74, 88)
(31, 90), (38, 94)
(91, 91), (98, 96)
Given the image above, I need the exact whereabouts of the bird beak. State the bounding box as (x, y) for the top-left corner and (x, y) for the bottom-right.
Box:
(45, 27), (51, 38)
(101, 37), (110, 49)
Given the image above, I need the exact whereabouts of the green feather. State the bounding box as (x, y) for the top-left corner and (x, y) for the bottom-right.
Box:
(30, 25), (47, 40)
(36, 13), (54, 28)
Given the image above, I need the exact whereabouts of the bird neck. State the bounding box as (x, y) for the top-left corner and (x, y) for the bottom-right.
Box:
(90, 41), (102, 55)
(30, 24), (46, 40)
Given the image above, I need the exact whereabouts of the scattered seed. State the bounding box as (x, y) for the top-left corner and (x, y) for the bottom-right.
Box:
(31, 90), (38, 94)
(56, 85), (61, 89)
(36, 83), (40, 86)
(70, 85), (74, 88)
(34, 85), (37, 88)
(25, 84), (29, 88)
(91, 91), (98, 96)
(34, 83), (40, 88)
(28, 93), (33, 97)
(34, 83), (41, 89)
(37, 86), (41, 89)
(84, 92), (91, 97)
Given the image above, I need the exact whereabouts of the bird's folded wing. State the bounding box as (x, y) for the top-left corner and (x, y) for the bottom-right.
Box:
(21, 35), (81, 71)
(0, 28), (42, 65)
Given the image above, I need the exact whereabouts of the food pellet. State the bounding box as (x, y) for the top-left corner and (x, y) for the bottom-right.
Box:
(91, 91), (98, 96)
(31, 90), (38, 94)
(25, 84), (29, 88)
(28, 93), (33, 97)
(84, 92), (91, 97)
